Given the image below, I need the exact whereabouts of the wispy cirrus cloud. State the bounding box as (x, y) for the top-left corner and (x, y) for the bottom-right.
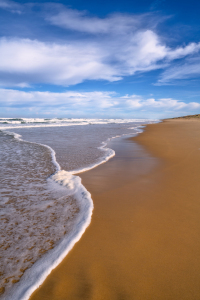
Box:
(157, 57), (200, 84)
(47, 9), (146, 34)
(0, 0), (22, 13)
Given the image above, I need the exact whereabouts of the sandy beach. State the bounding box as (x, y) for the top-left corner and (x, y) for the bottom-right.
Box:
(30, 118), (200, 300)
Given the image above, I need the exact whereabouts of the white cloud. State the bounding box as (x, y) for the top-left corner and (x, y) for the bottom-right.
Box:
(0, 38), (121, 86)
(0, 32), (199, 87)
(166, 43), (200, 60)
(157, 58), (200, 84)
(47, 9), (143, 34)
(0, 89), (116, 108)
(124, 95), (199, 110)
(0, 6), (200, 87)
(0, 89), (199, 116)
(0, 0), (22, 13)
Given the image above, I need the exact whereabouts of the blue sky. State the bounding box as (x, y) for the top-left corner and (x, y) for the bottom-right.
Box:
(0, 0), (200, 118)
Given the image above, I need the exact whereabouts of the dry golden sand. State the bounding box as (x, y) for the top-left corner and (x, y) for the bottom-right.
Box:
(30, 119), (200, 300)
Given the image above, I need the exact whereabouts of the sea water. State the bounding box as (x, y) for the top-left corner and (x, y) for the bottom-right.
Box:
(0, 118), (156, 299)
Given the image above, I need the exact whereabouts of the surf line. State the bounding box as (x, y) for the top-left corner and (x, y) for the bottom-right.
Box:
(2, 125), (142, 300)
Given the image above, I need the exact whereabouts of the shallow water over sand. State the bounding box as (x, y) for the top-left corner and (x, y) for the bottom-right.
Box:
(0, 121), (149, 298)
(0, 132), (80, 295)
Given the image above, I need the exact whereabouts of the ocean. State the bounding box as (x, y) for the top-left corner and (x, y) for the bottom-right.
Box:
(0, 118), (156, 299)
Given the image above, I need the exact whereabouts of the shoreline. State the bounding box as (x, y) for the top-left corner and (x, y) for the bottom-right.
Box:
(30, 118), (200, 300)
(1, 130), (94, 300)
(1, 123), (145, 300)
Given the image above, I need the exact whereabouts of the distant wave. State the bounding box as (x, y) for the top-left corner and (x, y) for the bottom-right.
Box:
(0, 117), (157, 130)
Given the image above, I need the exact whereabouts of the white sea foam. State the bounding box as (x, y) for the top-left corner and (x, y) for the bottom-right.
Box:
(1, 119), (157, 300)
(3, 130), (22, 141)
(0, 117), (157, 130)
(1, 133), (94, 300)
(71, 139), (115, 174)
(70, 128), (149, 174)
(3, 177), (93, 300)
(1, 128), (116, 300)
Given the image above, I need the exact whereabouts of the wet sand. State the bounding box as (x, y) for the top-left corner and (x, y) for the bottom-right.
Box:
(30, 119), (200, 300)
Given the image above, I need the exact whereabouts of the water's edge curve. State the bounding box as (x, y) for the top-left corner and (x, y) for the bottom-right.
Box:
(1, 125), (145, 300)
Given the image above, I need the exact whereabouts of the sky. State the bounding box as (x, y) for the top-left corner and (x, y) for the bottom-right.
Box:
(0, 0), (200, 119)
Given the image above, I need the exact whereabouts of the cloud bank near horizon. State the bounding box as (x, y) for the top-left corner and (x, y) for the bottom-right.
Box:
(1, 89), (199, 118)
